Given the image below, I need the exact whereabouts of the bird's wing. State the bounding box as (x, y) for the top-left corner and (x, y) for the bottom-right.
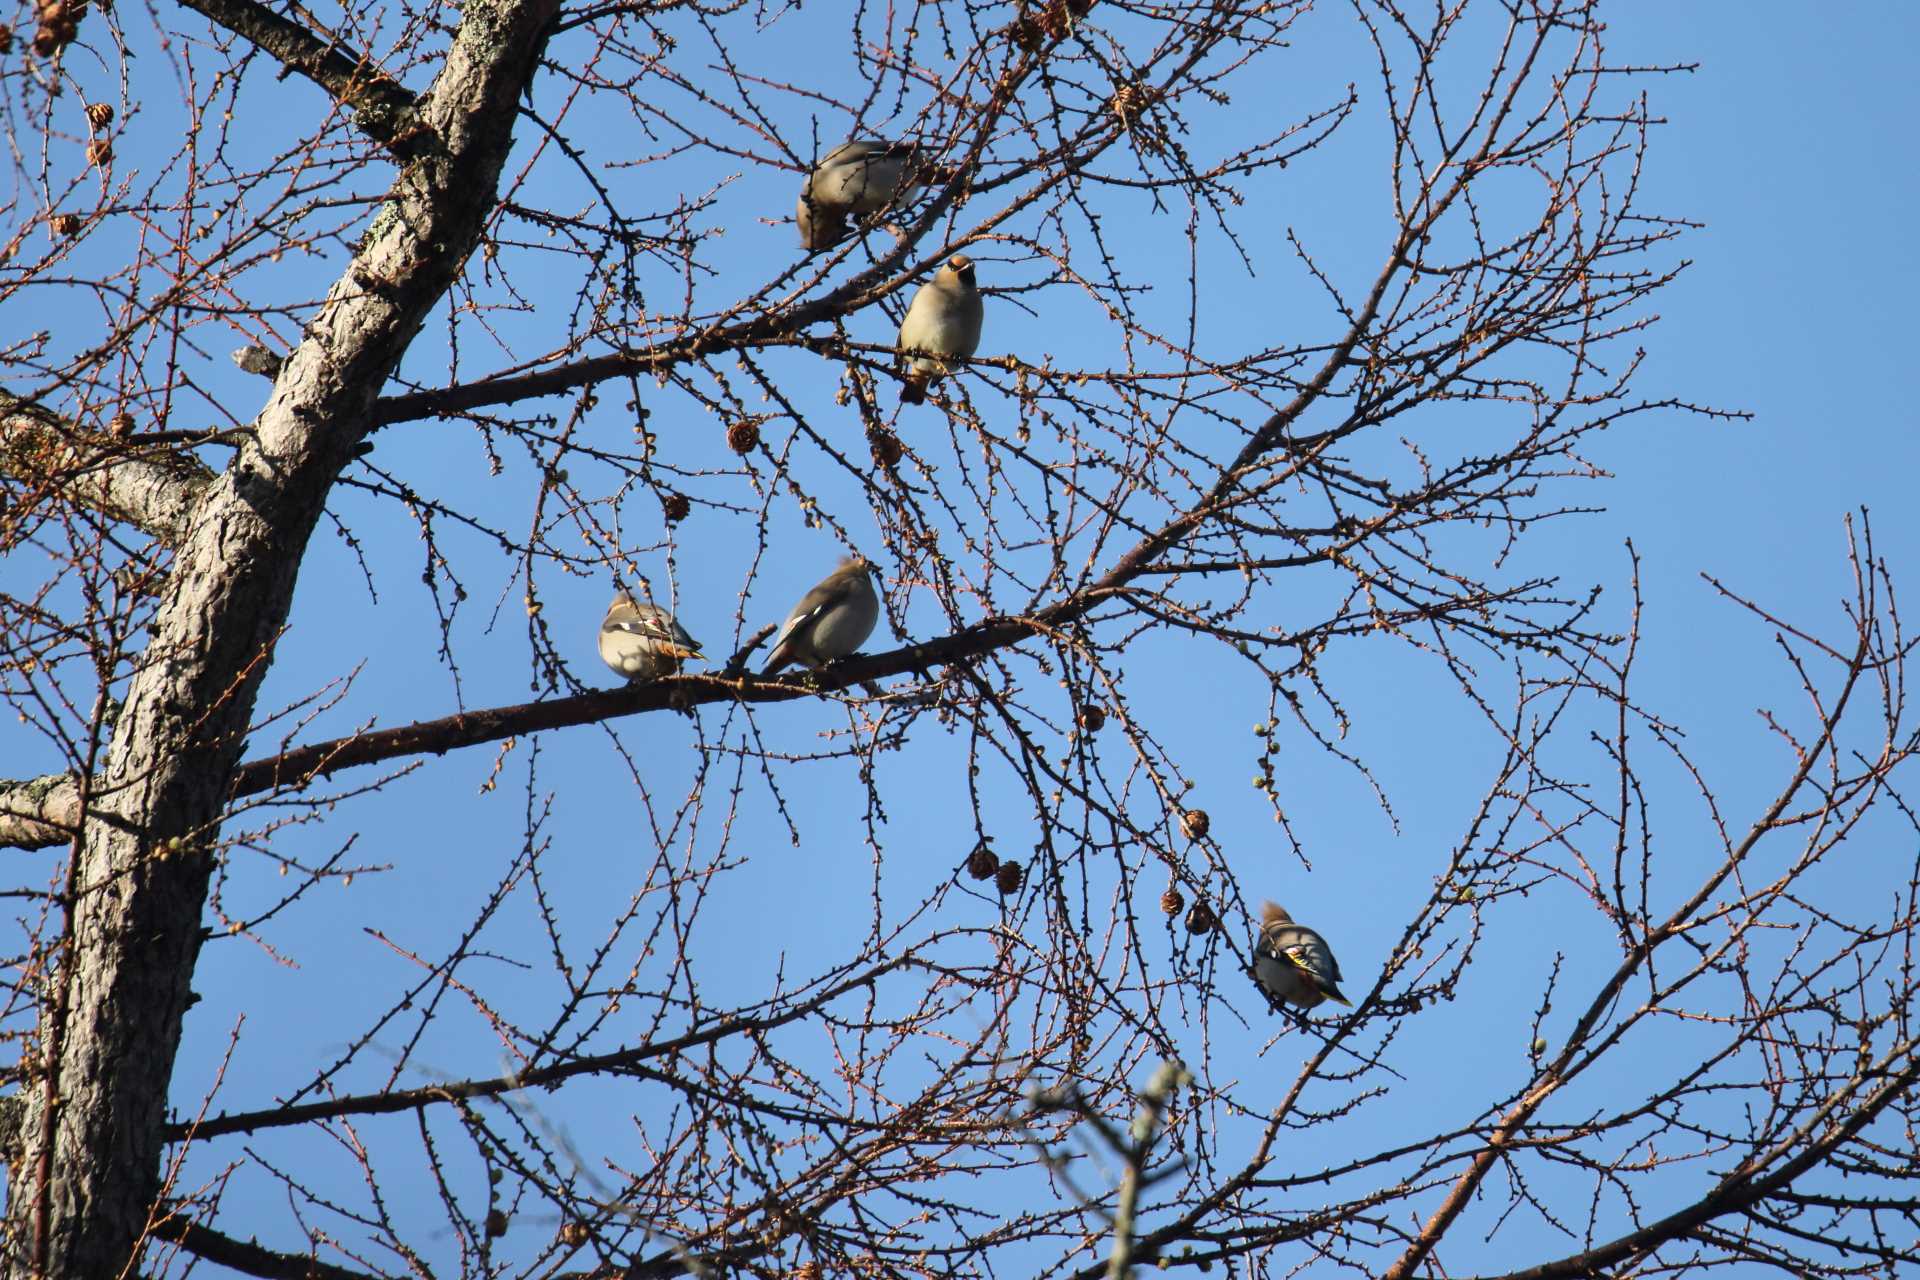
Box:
(1302, 926), (1344, 982)
(779, 577), (857, 641)
(605, 610), (701, 652)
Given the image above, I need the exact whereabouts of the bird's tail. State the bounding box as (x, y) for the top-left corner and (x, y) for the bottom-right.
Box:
(900, 376), (927, 405)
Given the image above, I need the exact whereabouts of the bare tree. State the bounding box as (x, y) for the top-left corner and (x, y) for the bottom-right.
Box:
(3, 0), (1915, 1277)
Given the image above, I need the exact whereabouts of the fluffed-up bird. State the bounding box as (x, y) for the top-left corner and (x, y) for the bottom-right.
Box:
(897, 254), (984, 405)
(599, 589), (702, 683)
(1251, 901), (1350, 1010)
(798, 140), (927, 251)
(762, 557), (881, 676)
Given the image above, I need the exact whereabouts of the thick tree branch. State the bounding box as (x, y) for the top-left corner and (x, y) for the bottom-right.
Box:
(0, 773), (80, 848)
(1, 393), (213, 545)
(166, 952), (915, 1142)
(368, 47), (1055, 428)
(149, 1213), (381, 1280)
(172, 0), (418, 151)
(0, 307), (1381, 857)
(1468, 1046), (1920, 1280)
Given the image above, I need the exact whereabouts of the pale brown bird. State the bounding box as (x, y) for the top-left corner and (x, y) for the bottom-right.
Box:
(897, 254), (984, 405)
(761, 557), (882, 676)
(598, 590), (702, 683)
(797, 140), (927, 251)
(1251, 901), (1350, 1010)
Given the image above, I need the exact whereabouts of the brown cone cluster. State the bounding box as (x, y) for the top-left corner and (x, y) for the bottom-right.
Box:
(995, 860), (1024, 895)
(965, 844), (998, 880)
(1010, 0), (1095, 51)
(726, 418), (760, 454)
(868, 429), (904, 468)
(32, 0), (84, 57)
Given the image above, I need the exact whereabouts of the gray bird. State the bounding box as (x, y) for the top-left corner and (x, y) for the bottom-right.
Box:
(897, 254), (984, 405)
(599, 589), (702, 683)
(1251, 901), (1350, 1010)
(798, 140), (926, 251)
(762, 557), (881, 676)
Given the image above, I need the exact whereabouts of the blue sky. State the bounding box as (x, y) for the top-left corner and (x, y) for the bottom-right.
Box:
(7, 2), (1919, 1273)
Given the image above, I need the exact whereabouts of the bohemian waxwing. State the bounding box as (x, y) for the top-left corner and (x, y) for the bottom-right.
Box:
(762, 557), (882, 676)
(599, 590), (702, 683)
(897, 254), (984, 405)
(1251, 901), (1350, 1010)
(797, 140), (926, 251)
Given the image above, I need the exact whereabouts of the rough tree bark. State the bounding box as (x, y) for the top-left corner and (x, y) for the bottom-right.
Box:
(0, 0), (557, 1270)
(6, 4), (1912, 1278)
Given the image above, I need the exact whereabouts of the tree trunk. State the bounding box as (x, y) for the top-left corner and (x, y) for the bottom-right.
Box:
(1, 1), (556, 1271)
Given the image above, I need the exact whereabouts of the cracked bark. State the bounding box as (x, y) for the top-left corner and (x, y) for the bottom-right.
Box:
(0, 0), (556, 1270)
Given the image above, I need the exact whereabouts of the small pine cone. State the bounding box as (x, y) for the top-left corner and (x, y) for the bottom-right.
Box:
(1077, 704), (1107, 732)
(484, 1209), (508, 1238)
(0, 25), (14, 54)
(1159, 886), (1183, 916)
(86, 138), (112, 168)
(793, 1265), (823, 1280)
(661, 492), (690, 523)
(965, 845), (998, 881)
(51, 213), (82, 238)
(1179, 809), (1210, 840)
(108, 412), (133, 438)
(1184, 901), (1215, 936)
(85, 102), (112, 128)
(725, 418), (760, 454)
(995, 861), (1025, 895)
(868, 429), (903, 468)
(1067, 0), (1095, 13)
(558, 1221), (590, 1247)
(1010, 15), (1043, 50)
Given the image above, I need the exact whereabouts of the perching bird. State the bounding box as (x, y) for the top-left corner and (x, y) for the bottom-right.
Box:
(598, 589), (702, 683)
(797, 140), (926, 251)
(897, 254), (984, 405)
(1252, 901), (1350, 1010)
(761, 557), (881, 676)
